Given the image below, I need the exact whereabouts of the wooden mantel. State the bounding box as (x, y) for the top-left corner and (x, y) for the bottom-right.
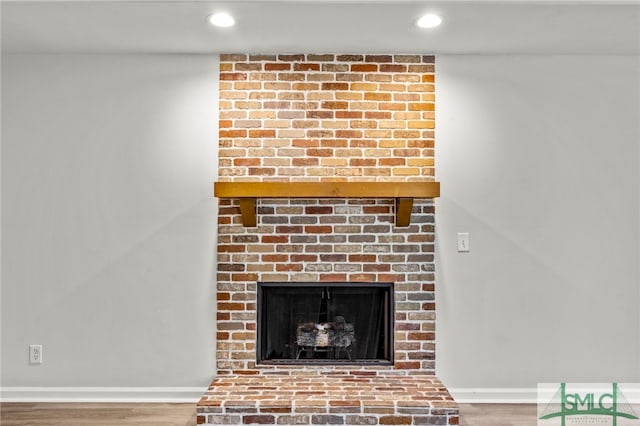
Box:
(214, 181), (440, 227)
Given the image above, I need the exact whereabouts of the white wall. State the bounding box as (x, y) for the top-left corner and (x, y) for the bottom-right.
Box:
(435, 55), (640, 389)
(1, 54), (218, 388)
(2, 53), (639, 395)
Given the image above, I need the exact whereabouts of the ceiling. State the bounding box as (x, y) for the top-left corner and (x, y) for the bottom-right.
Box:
(2, 0), (639, 55)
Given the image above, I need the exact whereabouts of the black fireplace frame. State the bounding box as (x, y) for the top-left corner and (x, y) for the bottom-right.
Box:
(256, 281), (395, 366)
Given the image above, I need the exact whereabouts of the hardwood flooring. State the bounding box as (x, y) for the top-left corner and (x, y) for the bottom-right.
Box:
(459, 403), (537, 426)
(0, 403), (197, 426)
(1, 403), (537, 425)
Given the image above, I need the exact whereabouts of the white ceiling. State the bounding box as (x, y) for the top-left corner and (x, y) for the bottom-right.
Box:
(2, 0), (639, 55)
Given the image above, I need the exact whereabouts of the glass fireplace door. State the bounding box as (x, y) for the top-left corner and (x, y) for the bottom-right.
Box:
(256, 282), (393, 365)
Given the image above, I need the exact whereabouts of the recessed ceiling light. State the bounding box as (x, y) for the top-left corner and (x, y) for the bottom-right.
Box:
(208, 12), (235, 28)
(416, 14), (443, 29)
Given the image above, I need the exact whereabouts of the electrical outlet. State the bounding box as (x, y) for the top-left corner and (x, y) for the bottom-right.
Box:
(29, 344), (43, 364)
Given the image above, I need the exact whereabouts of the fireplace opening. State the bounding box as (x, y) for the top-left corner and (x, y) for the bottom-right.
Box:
(256, 282), (394, 365)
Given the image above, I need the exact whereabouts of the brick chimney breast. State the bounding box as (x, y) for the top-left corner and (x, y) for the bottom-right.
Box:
(216, 53), (436, 375)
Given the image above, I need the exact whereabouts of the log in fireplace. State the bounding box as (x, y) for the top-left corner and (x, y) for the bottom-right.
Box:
(256, 282), (394, 365)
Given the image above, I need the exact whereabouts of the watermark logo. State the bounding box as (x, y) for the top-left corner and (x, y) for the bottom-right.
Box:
(538, 383), (640, 426)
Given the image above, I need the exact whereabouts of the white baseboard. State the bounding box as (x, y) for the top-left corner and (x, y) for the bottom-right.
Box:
(1, 386), (536, 404)
(448, 387), (538, 404)
(5, 386), (635, 405)
(0, 387), (536, 404)
(450, 384), (640, 404)
(0, 387), (206, 403)
(2, 387), (534, 404)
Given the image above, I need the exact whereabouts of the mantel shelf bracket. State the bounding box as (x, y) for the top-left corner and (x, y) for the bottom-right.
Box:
(214, 181), (440, 227)
(238, 198), (258, 227)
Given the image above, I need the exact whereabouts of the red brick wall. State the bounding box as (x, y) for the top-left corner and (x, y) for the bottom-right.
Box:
(216, 54), (436, 375)
(218, 54), (435, 182)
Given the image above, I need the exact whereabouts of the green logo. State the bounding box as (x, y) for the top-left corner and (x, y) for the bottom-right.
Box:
(539, 383), (639, 426)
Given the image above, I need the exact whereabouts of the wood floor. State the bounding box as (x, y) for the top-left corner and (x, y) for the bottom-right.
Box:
(0, 403), (198, 426)
(1, 403), (537, 425)
(459, 403), (537, 426)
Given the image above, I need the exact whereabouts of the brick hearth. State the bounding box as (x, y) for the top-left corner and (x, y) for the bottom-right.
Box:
(197, 371), (458, 425)
(197, 53), (458, 425)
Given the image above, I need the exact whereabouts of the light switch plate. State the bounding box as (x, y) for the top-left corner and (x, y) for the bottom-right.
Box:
(457, 232), (470, 252)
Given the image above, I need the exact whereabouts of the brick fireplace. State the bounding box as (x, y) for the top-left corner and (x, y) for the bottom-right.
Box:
(197, 54), (458, 425)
